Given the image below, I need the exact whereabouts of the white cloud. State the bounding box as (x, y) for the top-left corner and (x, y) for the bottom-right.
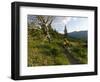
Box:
(62, 17), (72, 25)
(72, 17), (78, 21)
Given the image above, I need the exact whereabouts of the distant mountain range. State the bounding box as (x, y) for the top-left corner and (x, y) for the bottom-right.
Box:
(68, 31), (88, 40)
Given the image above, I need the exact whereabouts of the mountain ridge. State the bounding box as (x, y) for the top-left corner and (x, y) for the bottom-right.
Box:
(68, 31), (88, 40)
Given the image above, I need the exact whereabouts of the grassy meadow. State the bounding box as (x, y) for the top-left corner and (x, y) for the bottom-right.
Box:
(28, 25), (88, 66)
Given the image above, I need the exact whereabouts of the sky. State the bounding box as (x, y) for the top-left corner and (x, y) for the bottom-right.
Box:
(28, 15), (88, 33)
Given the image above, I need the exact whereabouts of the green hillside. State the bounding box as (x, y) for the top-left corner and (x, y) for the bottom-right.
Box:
(28, 26), (88, 67)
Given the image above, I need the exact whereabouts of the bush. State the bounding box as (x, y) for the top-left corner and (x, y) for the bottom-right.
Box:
(50, 47), (60, 57)
(55, 54), (70, 65)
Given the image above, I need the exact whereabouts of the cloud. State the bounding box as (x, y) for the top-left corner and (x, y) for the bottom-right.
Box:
(72, 17), (78, 21)
(51, 16), (88, 33)
(62, 17), (72, 25)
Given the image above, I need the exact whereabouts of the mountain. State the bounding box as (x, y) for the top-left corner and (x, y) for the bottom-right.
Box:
(68, 31), (87, 40)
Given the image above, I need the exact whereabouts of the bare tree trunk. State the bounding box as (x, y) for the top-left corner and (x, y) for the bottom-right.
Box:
(36, 16), (54, 43)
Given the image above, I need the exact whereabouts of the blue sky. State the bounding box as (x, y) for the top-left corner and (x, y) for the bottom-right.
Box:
(51, 16), (88, 33)
(28, 15), (88, 33)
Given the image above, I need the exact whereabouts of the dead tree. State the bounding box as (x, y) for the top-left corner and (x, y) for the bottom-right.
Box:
(36, 16), (54, 43)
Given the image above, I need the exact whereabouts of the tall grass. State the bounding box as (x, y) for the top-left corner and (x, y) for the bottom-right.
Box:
(28, 27), (88, 66)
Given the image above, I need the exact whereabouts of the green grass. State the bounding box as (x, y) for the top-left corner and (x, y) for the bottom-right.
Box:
(28, 27), (88, 67)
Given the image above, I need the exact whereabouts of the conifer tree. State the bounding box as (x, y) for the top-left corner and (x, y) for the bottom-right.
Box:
(64, 25), (67, 37)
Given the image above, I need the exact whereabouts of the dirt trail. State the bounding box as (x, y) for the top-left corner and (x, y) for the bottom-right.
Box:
(64, 47), (81, 64)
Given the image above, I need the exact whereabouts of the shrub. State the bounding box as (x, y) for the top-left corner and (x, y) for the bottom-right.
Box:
(50, 47), (60, 57)
(55, 54), (70, 65)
